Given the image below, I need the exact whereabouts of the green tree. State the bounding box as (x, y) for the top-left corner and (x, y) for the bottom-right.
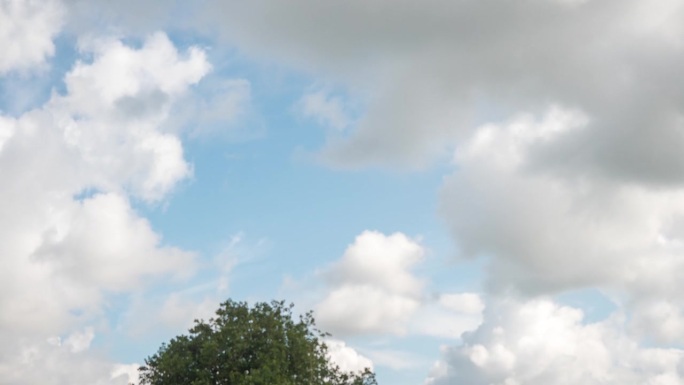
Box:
(138, 300), (377, 385)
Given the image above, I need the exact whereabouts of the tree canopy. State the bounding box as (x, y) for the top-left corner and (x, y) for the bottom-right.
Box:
(138, 300), (377, 385)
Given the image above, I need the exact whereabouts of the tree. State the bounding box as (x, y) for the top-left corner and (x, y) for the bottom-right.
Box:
(138, 300), (378, 385)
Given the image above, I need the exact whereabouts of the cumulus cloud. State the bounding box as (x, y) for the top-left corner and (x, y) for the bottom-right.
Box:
(324, 231), (424, 295)
(314, 231), (484, 341)
(425, 298), (684, 385)
(35, 193), (195, 291)
(14, 1), (684, 383)
(0, 0), (64, 73)
(55, 32), (210, 201)
(0, 31), (210, 382)
(437, 105), (684, 346)
(315, 231), (425, 336)
(325, 339), (374, 373)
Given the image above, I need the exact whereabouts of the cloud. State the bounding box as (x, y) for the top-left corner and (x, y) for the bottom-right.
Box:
(410, 293), (484, 340)
(425, 298), (684, 385)
(188, 0), (684, 175)
(313, 231), (484, 341)
(317, 285), (421, 336)
(297, 88), (351, 131)
(436, 105), (684, 346)
(362, 349), (428, 371)
(52, 32), (210, 201)
(438, 293), (485, 315)
(17, 1), (684, 382)
(315, 231), (425, 336)
(325, 339), (374, 373)
(57, 0), (684, 177)
(177, 77), (252, 138)
(0, 31), (210, 382)
(324, 231), (425, 295)
(116, 232), (262, 340)
(0, 329), (137, 385)
(0, 0), (64, 73)
(35, 193), (195, 291)
(440, 107), (684, 297)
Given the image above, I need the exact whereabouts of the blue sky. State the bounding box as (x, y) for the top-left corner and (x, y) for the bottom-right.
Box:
(3, 1), (684, 384)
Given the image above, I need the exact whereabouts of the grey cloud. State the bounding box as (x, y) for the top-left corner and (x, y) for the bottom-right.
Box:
(114, 89), (169, 121)
(192, 0), (684, 181)
(62, 0), (684, 180)
(438, 107), (684, 297)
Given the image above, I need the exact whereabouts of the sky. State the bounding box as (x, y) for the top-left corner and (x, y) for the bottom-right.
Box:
(3, 0), (684, 384)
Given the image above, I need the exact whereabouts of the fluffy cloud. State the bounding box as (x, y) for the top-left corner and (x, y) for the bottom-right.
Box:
(438, 106), (684, 346)
(54, 32), (210, 201)
(315, 231), (425, 335)
(325, 339), (374, 374)
(324, 231), (424, 296)
(314, 231), (484, 341)
(0, 0), (64, 73)
(0, 31), (210, 382)
(425, 298), (684, 385)
(35, 193), (194, 291)
(16, 1), (684, 383)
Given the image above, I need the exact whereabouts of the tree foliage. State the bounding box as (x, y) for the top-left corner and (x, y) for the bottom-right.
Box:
(138, 300), (377, 385)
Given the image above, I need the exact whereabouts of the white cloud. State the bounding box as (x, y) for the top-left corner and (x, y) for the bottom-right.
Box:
(324, 231), (424, 296)
(363, 348), (427, 371)
(35, 192), (195, 291)
(312, 231), (484, 342)
(317, 284), (421, 336)
(410, 293), (484, 340)
(425, 298), (684, 385)
(438, 293), (485, 315)
(0, 330), (137, 385)
(629, 299), (684, 344)
(0, 32), (210, 382)
(325, 339), (374, 373)
(53, 32), (211, 201)
(62, 327), (95, 353)
(0, 0), (64, 73)
(315, 231), (425, 336)
(111, 364), (140, 385)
